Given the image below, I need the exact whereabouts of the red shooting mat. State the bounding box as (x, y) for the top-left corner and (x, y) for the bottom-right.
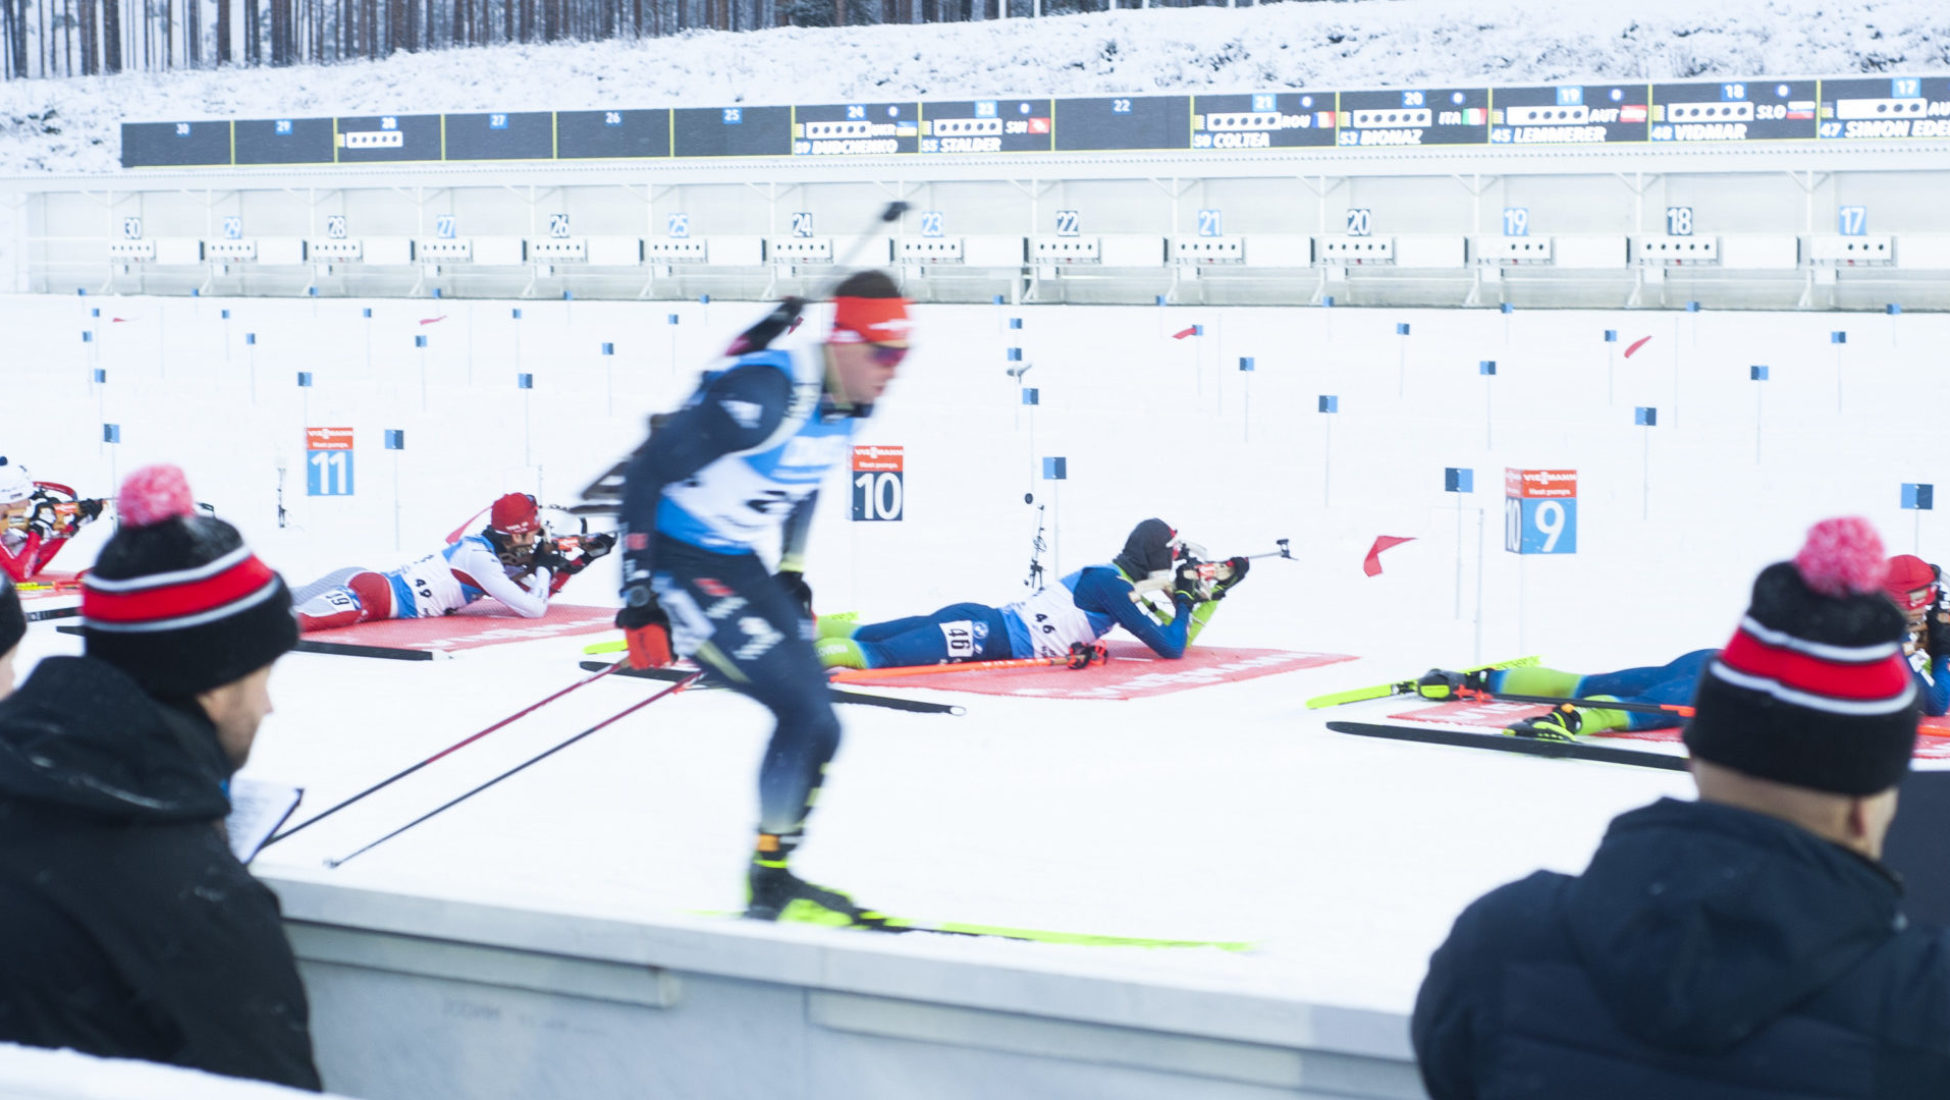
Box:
(837, 640), (1356, 701)
(301, 601), (616, 653)
(1385, 699), (1950, 762)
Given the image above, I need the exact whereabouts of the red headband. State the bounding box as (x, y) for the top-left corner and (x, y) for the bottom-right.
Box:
(830, 296), (912, 346)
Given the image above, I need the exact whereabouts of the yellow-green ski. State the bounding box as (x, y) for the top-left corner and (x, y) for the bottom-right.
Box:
(695, 909), (1251, 950)
(1305, 656), (1542, 709)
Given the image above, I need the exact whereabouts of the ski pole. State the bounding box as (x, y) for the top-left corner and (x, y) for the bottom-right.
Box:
(326, 671), (702, 868)
(264, 662), (623, 849)
(828, 643), (1107, 683)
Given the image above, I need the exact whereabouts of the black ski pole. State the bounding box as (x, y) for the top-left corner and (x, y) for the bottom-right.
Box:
(325, 671), (702, 868)
(263, 662), (623, 849)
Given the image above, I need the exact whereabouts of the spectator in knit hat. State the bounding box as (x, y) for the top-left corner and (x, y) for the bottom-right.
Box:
(0, 575), (23, 699)
(0, 465), (320, 1091)
(1413, 516), (1950, 1099)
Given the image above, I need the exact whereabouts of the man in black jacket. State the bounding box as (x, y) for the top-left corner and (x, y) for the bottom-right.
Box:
(0, 464), (320, 1091)
(1414, 516), (1950, 1098)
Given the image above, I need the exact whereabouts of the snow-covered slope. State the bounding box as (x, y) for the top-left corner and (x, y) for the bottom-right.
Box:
(0, 0), (1945, 175)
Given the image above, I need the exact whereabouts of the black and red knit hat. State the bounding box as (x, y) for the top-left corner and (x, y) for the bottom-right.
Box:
(1684, 517), (1919, 796)
(0, 575), (23, 656)
(81, 465), (296, 697)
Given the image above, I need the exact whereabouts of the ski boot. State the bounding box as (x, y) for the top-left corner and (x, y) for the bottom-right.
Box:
(815, 611), (860, 641)
(815, 636), (868, 670)
(745, 834), (895, 930)
(1416, 667), (1493, 700)
(1505, 704), (1583, 742)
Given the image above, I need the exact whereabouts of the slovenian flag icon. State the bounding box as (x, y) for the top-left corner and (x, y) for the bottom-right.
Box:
(1787, 101), (1816, 120)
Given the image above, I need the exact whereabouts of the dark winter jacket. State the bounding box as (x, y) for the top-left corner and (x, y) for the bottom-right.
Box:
(1413, 797), (1950, 1099)
(0, 656), (321, 1091)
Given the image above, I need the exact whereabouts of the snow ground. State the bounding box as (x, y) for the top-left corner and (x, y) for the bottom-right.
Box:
(0, 0), (1945, 174)
(9, 291), (1939, 1019)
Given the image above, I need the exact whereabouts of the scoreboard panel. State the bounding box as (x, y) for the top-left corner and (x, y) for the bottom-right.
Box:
(1650, 80), (1818, 143)
(442, 111), (555, 161)
(556, 109), (671, 159)
(793, 102), (921, 156)
(1051, 95), (1190, 151)
(1489, 85), (1649, 145)
(122, 120), (232, 167)
(234, 117), (335, 164)
(1191, 92), (1336, 150)
(1336, 87), (1490, 147)
(334, 114), (443, 163)
(672, 105), (792, 158)
(1821, 77), (1950, 140)
(920, 99), (1052, 154)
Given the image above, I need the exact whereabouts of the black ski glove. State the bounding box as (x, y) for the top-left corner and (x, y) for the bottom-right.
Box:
(776, 570), (814, 618)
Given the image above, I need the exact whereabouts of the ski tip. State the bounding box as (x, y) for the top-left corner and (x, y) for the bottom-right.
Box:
(584, 638), (626, 655)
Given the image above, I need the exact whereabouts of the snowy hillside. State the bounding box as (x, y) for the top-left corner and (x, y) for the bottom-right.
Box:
(0, 0), (1945, 175)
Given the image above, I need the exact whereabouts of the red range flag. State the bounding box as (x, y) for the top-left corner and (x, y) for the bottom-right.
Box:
(1624, 335), (1653, 358)
(1171, 325), (1202, 340)
(111, 316), (132, 323)
(1362, 535), (1415, 577)
(419, 315), (448, 326)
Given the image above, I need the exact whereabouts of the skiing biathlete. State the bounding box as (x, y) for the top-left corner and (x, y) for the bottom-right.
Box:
(1419, 550), (1949, 740)
(613, 270), (912, 927)
(0, 457), (108, 583)
(814, 518), (1249, 671)
(292, 493), (612, 632)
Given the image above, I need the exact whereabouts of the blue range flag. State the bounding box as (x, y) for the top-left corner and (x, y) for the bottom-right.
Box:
(1007, 348), (1022, 362)
(667, 313), (679, 325)
(93, 369), (105, 383)
(102, 424), (120, 443)
(1635, 406), (1658, 426)
(363, 307), (373, 318)
(1904, 484), (1935, 511)
(1319, 395), (1339, 413)
(245, 332), (256, 345)
(1500, 303), (1513, 314)
(510, 308), (521, 320)
(601, 342), (614, 355)
(1479, 360), (1496, 376)
(1832, 331), (1847, 344)
(81, 331), (91, 343)
(1239, 357), (1255, 372)
(385, 430), (405, 450)
(1022, 388), (1039, 405)
(414, 334), (427, 348)
(517, 373), (534, 390)
(1686, 301), (1700, 313)
(1888, 304), (1903, 316)
(1009, 318), (1023, 330)
(1751, 365), (1769, 381)
(1396, 322), (1410, 336)
(296, 372), (312, 387)
(1604, 330), (1617, 342)
(1041, 457), (1067, 480)
(1444, 467), (1474, 493)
